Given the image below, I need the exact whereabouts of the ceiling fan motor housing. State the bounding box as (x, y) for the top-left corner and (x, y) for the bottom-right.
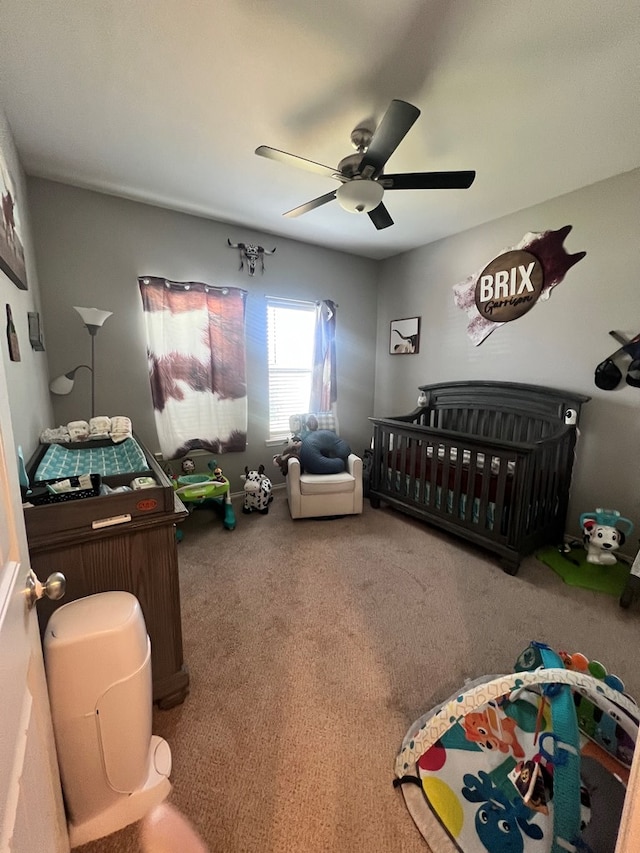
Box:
(338, 152), (365, 178)
(350, 126), (373, 151)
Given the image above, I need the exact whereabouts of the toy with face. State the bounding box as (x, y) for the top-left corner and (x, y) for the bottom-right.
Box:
(583, 520), (625, 565)
(242, 466), (273, 513)
(181, 457), (196, 474)
(272, 437), (302, 476)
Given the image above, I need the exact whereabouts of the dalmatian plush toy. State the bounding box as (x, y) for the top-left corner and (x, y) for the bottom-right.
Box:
(242, 465), (273, 514)
(580, 507), (634, 565)
(582, 519), (625, 565)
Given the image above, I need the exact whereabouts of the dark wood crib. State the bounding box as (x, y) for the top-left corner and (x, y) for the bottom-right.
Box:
(368, 381), (590, 574)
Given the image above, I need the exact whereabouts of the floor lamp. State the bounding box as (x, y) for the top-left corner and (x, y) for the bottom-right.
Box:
(49, 306), (113, 419)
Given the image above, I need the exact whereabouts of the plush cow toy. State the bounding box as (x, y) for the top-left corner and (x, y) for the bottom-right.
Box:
(242, 465), (273, 514)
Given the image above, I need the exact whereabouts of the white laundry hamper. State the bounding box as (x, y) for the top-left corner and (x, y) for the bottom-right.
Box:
(44, 591), (172, 848)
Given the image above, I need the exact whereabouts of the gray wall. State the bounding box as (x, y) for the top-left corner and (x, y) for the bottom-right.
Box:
(375, 168), (640, 548)
(27, 178), (379, 488)
(0, 108), (53, 459)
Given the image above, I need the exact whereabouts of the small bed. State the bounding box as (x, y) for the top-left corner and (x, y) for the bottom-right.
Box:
(368, 381), (590, 574)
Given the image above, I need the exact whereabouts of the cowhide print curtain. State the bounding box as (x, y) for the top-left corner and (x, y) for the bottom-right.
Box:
(309, 299), (337, 413)
(138, 277), (247, 460)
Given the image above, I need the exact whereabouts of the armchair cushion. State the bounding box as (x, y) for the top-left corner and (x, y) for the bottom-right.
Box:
(299, 470), (355, 495)
(299, 430), (351, 474)
(286, 454), (363, 519)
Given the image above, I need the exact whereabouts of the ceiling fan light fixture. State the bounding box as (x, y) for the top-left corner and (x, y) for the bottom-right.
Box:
(336, 179), (383, 214)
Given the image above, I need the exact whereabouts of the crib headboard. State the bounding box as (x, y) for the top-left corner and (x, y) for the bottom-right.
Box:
(416, 381), (590, 442)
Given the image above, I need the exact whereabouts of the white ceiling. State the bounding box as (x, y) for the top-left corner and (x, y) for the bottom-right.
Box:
(0, 0), (638, 260)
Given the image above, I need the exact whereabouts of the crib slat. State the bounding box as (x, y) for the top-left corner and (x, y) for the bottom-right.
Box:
(493, 452), (511, 537)
(450, 444), (464, 523)
(463, 450), (479, 525)
(440, 442), (451, 515)
(399, 435), (408, 498)
(477, 453), (493, 531)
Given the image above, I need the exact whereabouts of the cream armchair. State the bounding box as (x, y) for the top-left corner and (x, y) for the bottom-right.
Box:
(285, 412), (363, 520)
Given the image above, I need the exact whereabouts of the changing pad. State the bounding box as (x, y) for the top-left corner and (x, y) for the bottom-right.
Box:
(35, 437), (148, 482)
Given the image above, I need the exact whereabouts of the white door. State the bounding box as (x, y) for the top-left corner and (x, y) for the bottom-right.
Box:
(0, 354), (68, 853)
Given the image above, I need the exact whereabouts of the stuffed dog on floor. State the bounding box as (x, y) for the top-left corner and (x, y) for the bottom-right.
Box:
(583, 519), (625, 565)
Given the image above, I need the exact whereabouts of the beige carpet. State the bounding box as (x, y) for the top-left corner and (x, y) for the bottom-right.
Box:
(77, 493), (640, 852)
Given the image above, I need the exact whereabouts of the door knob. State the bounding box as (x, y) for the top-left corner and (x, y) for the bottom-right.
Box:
(25, 569), (66, 610)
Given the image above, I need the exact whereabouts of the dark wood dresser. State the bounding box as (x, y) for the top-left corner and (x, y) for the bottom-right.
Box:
(23, 441), (190, 709)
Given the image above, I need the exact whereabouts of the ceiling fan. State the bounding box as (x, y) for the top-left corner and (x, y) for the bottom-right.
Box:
(255, 99), (475, 231)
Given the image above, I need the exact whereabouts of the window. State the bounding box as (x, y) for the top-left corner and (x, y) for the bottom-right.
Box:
(266, 297), (316, 439)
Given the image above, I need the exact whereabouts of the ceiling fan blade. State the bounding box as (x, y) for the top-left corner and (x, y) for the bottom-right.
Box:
(380, 170), (476, 190)
(368, 202), (394, 230)
(283, 190), (337, 218)
(255, 146), (342, 181)
(357, 100), (420, 179)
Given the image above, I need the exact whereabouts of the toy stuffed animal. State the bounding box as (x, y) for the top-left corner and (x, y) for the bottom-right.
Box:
(181, 457), (196, 474)
(580, 508), (634, 565)
(582, 521), (625, 565)
(272, 437), (302, 476)
(242, 465), (273, 514)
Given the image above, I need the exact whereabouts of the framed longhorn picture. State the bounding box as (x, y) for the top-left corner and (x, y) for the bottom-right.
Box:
(0, 149), (27, 290)
(390, 316), (420, 355)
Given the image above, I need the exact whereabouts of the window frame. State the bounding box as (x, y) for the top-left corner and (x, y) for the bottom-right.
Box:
(265, 296), (316, 443)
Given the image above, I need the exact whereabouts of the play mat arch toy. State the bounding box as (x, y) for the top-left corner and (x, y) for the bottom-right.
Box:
(173, 462), (236, 533)
(394, 642), (638, 853)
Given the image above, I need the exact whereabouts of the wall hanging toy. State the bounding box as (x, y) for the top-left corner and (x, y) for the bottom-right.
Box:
(453, 225), (586, 346)
(594, 330), (640, 390)
(227, 239), (276, 276)
(580, 507), (634, 565)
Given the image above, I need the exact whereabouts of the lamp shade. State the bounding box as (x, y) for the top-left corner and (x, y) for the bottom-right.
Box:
(336, 179), (384, 214)
(73, 306), (113, 328)
(49, 374), (76, 395)
(49, 364), (92, 396)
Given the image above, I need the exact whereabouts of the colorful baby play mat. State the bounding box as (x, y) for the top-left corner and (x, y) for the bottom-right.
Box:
(394, 643), (638, 853)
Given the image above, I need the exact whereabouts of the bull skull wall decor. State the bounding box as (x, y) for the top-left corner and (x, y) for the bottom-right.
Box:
(227, 239), (276, 276)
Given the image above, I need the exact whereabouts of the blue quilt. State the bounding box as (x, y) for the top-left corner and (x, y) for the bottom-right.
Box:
(35, 437), (148, 481)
